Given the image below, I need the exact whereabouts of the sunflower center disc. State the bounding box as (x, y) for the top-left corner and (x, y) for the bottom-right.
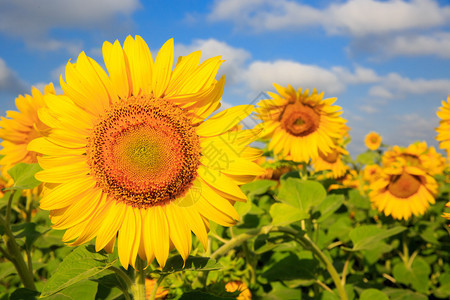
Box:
(281, 103), (320, 137)
(87, 96), (201, 208)
(319, 149), (339, 164)
(388, 172), (421, 198)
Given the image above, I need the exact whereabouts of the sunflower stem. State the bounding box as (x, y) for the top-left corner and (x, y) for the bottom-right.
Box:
(108, 266), (133, 299)
(0, 191), (36, 291)
(297, 234), (347, 300)
(148, 275), (165, 300)
(132, 257), (146, 300)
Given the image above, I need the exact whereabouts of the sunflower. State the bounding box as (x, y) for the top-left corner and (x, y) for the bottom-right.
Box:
(28, 36), (264, 269)
(255, 84), (346, 162)
(0, 83), (55, 172)
(225, 281), (252, 300)
(436, 96), (450, 156)
(364, 132), (382, 151)
(312, 145), (349, 179)
(382, 142), (443, 175)
(369, 160), (438, 221)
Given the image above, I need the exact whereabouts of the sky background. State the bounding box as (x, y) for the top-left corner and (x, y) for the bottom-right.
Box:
(0, 0), (449, 156)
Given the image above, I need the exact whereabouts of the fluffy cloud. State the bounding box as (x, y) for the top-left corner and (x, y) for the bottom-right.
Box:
(385, 32), (450, 58)
(0, 0), (140, 52)
(0, 58), (27, 94)
(242, 60), (345, 94)
(175, 39), (251, 84)
(369, 73), (450, 99)
(208, 0), (450, 35)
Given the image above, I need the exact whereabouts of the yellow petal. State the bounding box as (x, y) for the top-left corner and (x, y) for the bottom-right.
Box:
(196, 105), (254, 137)
(152, 39), (174, 98)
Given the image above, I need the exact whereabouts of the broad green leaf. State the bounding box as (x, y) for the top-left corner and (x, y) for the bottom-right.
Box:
(315, 194), (344, 223)
(392, 257), (431, 293)
(9, 288), (39, 300)
(11, 222), (41, 250)
(40, 245), (116, 297)
(160, 255), (222, 274)
(383, 288), (427, 300)
(266, 282), (301, 300)
(360, 289), (389, 300)
(234, 198), (252, 218)
(355, 151), (379, 165)
(42, 280), (98, 300)
(270, 203), (309, 226)
(347, 225), (406, 251)
(277, 179), (326, 213)
(347, 189), (370, 209)
(241, 180), (277, 195)
(7, 163), (42, 190)
(434, 272), (450, 298)
(262, 252), (317, 281)
(179, 291), (233, 300)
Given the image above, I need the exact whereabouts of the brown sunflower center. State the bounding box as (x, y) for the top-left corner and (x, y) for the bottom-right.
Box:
(370, 136), (378, 143)
(281, 103), (320, 137)
(388, 172), (421, 198)
(86, 96), (201, 209)
(319, 149), (339, 163)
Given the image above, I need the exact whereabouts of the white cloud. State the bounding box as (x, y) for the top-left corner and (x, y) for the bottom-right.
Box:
(242, 60), (346, 94)
(325, 0), (448, 36)
(370, 73), (450, 98)
(207, 0), (450, 36)
(0, 0), (140, 52)
(385, 32), (450, 58)
(358, 105), (379, 114)
(0, 58), (27, 94)
(332, 66), (380, 84)
(175, 39), (251, 84)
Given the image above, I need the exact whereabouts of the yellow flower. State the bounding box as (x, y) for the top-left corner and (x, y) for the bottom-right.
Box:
(363, 164), (382, 183)
(383, 142), (443, 175)
(0, 84), (55, 172)
(364, 132), (382, 151)
(312, 145), (349, 179)
(29, 36), (264, 269)
(225, 281), (252, 300)
(369, 162), (437, 221)
(255, 84), (346, 162)
(436, 95), (450, 156)
(145, 278), (168, 299)
(443, 202), (450, 223)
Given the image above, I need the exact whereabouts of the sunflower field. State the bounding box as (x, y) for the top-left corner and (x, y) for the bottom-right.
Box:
(0, 36), (449, 300)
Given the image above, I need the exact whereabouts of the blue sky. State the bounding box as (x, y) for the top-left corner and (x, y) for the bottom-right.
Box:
(0, 0), (449, 155)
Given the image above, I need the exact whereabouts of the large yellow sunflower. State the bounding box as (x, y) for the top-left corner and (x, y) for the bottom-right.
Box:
(369, 160), (438, 221)
(312, 145), (349, 179)
(0, 83), (55, 172)
(255, 84), (346, 162)
(364, 132), (382, 151)
(28, 36), (264, 269)
(436, 96), (450, 156)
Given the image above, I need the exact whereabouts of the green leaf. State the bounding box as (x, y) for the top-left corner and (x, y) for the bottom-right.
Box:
(315, 194), (344, 223)
(241, 180), (277, 195)
(270, 203), (309, 226)
(347, 225), (406, 251)
(360, 289), (388, 300)
(392, 257), (431, 293)
(262, 252), (317, 282)
(9, 288), (40, 300)
(347, 189), (370, 209)
(160, 255), (222, 274)
(383, 288), (427, 300)
(40, 245), (117, 297)
(11, 223), (42, 250)
(6, 163), (42, 190)
(234, 198), (252, 218)
(179, 291), (233, 300)
(272, 178), (327, 225)
(355, 152), (379, 165)
(278, 179), (326, 213)
(266, 282), (301, 300)
(42, 280), (98, 300)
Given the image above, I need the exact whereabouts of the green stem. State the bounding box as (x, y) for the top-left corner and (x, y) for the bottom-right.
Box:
(298, 234), (347, 300)
(132, 258), (146, 300)
(108, 266), (133, 299)
(148, 275), (165, 300)
(0, 191), (36, 291)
